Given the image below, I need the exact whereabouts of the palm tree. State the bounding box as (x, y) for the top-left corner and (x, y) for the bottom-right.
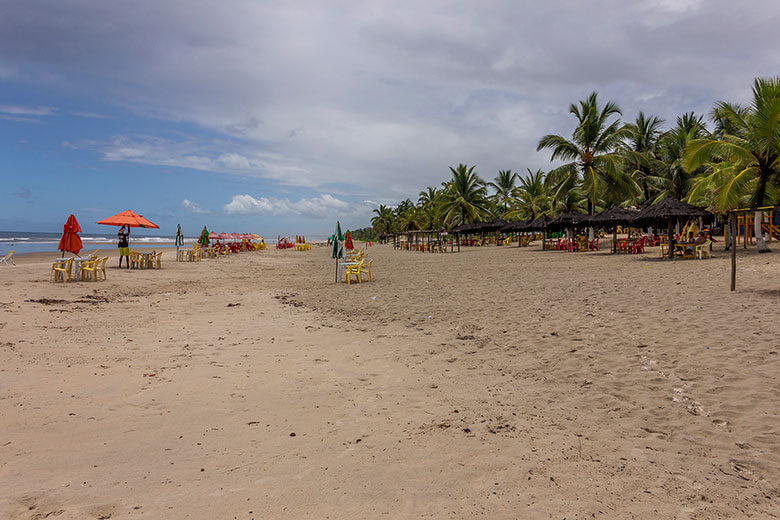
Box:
(506, 168), (549, 220)
(649, 113), (708, 202)
(371, 204), (395, 237)
(488, 170), (518, 214)
(537, 91), (634, 216)
(439, 164), (491, 226)
(623, 111), (665, 203)
(685, 77), (780, 251)
(417, 186), (439, 208)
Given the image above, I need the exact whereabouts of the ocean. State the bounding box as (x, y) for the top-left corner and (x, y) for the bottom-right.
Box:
(0, 231), (194, 255)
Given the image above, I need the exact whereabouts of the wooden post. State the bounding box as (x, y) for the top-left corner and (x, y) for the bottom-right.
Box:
(731, 214), (737, 291)
(335, 257), (339, 283)
(667, 219), (675, 259)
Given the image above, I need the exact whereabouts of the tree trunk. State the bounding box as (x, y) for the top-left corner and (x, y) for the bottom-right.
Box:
(667, 220), (675, 259)
(755, 210), (770, 252)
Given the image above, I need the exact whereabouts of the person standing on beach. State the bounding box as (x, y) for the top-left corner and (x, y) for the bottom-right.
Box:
(118, 225), (130, 268)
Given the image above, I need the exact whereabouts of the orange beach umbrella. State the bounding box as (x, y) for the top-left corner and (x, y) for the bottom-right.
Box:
(97, 210), (159, 228)
(57, 214), (83, 256)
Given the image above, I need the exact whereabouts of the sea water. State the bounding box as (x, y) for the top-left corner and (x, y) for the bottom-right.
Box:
(0, 231), (194, 255)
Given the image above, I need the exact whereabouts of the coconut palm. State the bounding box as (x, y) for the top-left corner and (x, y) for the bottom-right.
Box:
(649, 113), (708, 202)
(439, 164), (491, 226)
(623, 111), (665, 203)
(370, 204), (396, 236)
(537, 91), (635, 216)
(418, 186), (439, 208)
(505, 168), (549, 220)
(685, 77), (780, 251)
(488, 170), (518, 214)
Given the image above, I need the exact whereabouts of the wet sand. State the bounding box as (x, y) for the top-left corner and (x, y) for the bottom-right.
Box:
(0, 243), (777, 519)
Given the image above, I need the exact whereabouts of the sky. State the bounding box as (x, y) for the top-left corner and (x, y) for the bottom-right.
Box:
(1, 0), (779, 237)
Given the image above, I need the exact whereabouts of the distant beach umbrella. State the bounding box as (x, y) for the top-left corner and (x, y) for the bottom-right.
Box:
(96, 209), (159, 228)
(57, 214), (83, 257)
(332, 221), (344, 282)
(175, 224), (185, 247)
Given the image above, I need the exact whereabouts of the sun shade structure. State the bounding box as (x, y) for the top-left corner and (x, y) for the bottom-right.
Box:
(526, 215), (552, 231)
(589, 205), (639, 227)
(57, 214), (83, 256)
(547, 211), (588, 231)
(474, 218), (507, 233)
(634, 198), (714, 258)
(501, 219), (530, 232)
(97, 210), (159, 229)
(633, 197), (713, 224)
(198, 227), (209, 247)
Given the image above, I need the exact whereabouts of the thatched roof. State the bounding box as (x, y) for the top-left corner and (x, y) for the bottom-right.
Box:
(634, 197), (713, 224)
(525, 215), (552, 231)
(589, 205), (640, 227)
(547, 210), (588, 230)
(501, 219), (530, 232)
(474, 218), (507, 232)
(451, 222), (478, 233)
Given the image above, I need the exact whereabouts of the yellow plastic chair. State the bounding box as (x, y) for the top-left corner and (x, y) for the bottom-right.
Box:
(51, 258), (74, 282)
(96, 257), (108, 280)
(361, 259), (373, 282)
(153, 251), (162, 268)
(79, 259), (98, 281)
(129, 251), (141, 269)
(345, 259), (364, 285)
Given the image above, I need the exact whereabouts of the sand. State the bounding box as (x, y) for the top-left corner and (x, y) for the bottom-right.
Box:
(0, 243), (777, 519)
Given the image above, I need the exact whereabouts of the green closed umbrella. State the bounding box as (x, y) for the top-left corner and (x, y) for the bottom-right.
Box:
(175, 224), (185, 261)
(198, 226), (209, 247)
(332, 221), (344, 282)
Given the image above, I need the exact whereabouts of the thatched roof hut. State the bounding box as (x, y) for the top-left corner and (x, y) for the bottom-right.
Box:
(501, 219), (530, 232)
(633, 197), (713, 224)
(547, 211), (588, 231)
(474, 218), (507, 233)
(634, 198), (714, 258)
(525, 215), (552, 231)
(589, 205), (640, 227)
(451, 222), (478, 233)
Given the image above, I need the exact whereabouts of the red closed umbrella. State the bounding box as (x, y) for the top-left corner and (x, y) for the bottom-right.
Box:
(344, 231), (354, 251)
(57, 214), (83, 256)
(97, 210), (159, 228)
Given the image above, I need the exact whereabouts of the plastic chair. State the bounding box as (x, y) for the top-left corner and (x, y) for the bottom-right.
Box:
(361, 259), (373, 282)
(79, 259), (98, 281)
(345, 259), (364, 285)
(51, 258), (73, 282)
(96, 257), (108, 280)
(695, 240), (711, 259)
(0, 250), (15, 266)
(152, 251), (162, 268)
(129, 251), (141, 269)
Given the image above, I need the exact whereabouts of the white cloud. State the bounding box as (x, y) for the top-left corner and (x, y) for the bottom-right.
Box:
(2, 0), (780, 202)
(181, 199), (210, 214)
(224, 193), (356, 219)
(0, 105), (55, 116)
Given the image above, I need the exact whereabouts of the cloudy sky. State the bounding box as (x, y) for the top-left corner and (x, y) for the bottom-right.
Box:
(1, 0), (779, 236)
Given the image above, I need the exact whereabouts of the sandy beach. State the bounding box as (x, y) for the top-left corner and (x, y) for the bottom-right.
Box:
(0, 244), (778, 519)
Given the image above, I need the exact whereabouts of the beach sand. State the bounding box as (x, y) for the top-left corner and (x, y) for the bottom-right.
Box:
(0, 244), (777, 519)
